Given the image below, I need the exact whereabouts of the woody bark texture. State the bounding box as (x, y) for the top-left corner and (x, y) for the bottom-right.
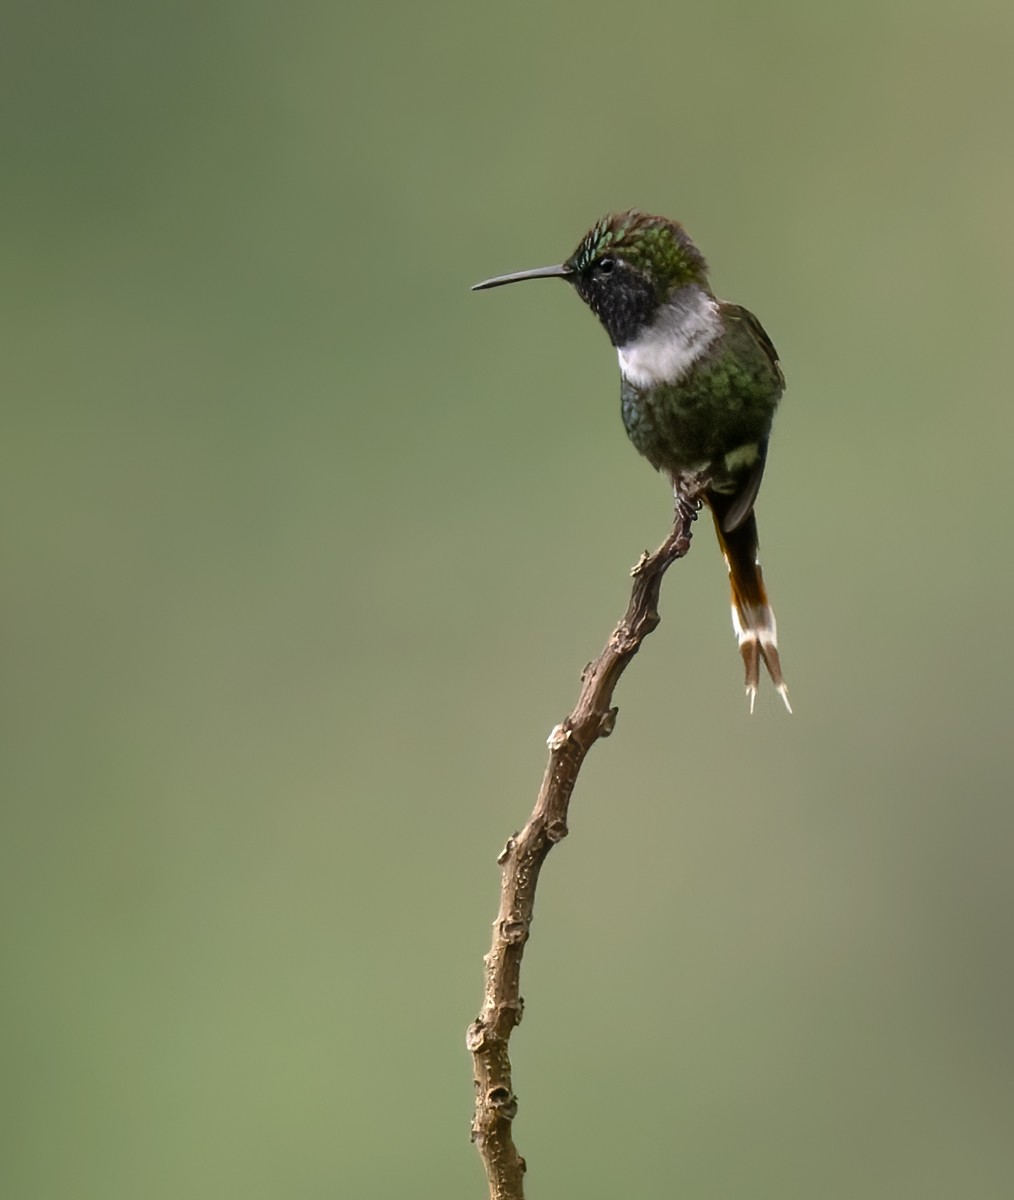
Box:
(466, 499), (698, 1200)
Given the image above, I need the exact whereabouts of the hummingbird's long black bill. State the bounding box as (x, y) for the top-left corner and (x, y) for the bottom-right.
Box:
(471, 264), (572, 291)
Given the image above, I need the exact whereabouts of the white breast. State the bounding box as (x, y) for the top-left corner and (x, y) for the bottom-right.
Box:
(616, 288), (721, 388)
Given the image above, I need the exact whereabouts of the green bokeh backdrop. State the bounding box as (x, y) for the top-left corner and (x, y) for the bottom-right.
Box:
(3, 2), (1013, 1197)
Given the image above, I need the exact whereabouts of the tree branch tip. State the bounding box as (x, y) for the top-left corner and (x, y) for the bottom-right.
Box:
(470, 518), (698, 1195)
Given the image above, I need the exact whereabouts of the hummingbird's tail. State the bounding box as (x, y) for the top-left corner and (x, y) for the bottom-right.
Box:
(706, 498), (791, 713)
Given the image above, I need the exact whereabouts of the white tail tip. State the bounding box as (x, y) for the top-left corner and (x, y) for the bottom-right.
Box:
(746, 679), (792, 714)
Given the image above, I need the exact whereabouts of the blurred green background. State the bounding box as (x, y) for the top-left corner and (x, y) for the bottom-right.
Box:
(3, 2), (1013, 1197)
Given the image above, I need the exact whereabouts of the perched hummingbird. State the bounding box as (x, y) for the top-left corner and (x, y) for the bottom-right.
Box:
(473, 210), (790, 711)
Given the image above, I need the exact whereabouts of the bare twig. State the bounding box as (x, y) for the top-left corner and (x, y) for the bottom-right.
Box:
(467, 497), (699, 1200)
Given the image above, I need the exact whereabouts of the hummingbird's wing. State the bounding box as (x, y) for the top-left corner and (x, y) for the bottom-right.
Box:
(715, 303), (784, 532)
(722, 303), (784, 387)
(717, 438), (768, 532)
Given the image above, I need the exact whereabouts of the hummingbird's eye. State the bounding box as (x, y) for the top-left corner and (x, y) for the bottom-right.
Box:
(597, 257), (616, 275)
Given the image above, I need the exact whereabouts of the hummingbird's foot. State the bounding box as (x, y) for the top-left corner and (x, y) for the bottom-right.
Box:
(672, 494), (700, 541)
(665, 520), (695, 564)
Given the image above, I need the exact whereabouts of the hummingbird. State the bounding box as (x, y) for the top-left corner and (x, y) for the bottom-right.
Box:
(473, 210), (790, 711)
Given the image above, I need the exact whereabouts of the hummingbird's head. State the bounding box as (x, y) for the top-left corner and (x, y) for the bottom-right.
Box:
(473, 211), (710, 347)
(564, 211), (709, 344)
